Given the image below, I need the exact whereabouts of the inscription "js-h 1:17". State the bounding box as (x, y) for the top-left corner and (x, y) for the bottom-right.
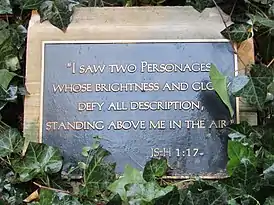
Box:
(150, 148), (204, 157)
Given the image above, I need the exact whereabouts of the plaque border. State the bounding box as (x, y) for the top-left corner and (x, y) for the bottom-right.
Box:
(40, 39), (239, 179)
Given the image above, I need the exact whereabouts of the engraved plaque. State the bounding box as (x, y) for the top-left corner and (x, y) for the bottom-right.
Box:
(41, 40), (237, 177)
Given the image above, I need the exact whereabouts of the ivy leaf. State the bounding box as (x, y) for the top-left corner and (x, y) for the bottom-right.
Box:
(262, 151), (274, 170)
(229, 121), (253, 136)
(0, 20), (8, 30)
(12, 142), (63, 182)
(0, 28), (10, 47)
(0, 69), (17, 89)
(20, 0), (44, 9)
(182, 188), (228, 205)
(38, 0), (78, 32)
(31, 189), (82, 205)
(177, 180), (228, 204)
(249, 14), (274, 29)
(0, 37), (21, 72)
(233, 64), (273, 111)
(125, 182), (174, 204)
(0, 128), (23, 157)
(0, 0), (12, 14)
(154, 186), (181, 205)
(108, 165), (145, 201)
(107, 194), (122, 205)
(187, 0), (214, 12)
(228, 122), (262, 148)
(210, 64), (234, 117)
(187, 0), (225, 12)
(227, 199), (239, 205)
(231, 76), (249, 94)
(80, 145), (116, 198)
(221, 23), (253, 43)
(249, 11), (274, 63)
(143, 158), (168, 182)
(222, 160), (262, 197)
(0, 169), (28, 205)
(264, 162), (274, 184)
(4, 55), (20, 71)
(250, 0), (273, 4)
(227, 141), (256, 175)
(0, 84), (25, 111)
(269, 3), (274, 18)
(264, 196), (274, 205)
(259, 127), (274, 154)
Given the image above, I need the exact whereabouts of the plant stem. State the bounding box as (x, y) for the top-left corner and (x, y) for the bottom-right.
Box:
(33, 182), (71, 195)
(267, 58), (274, 68)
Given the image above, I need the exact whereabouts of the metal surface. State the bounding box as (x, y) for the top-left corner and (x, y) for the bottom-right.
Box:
(41, 40), (237, 177)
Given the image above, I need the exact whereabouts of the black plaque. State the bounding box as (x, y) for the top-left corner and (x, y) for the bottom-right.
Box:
(41, 40), (237, 177)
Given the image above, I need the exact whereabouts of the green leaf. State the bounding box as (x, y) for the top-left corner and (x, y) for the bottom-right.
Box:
(143, 158), (168, 182)
(125, 182), (174, 204)
(260, 128), (274, 154)
(223, 160), (262, 197)
(240, 195), (260, 205)
(229, 121), (253, 137)
(228, 121), (262, 148)
(188, 0), (215, 12)
(263, 151), (274, 170)
(0, 166), (28, 205)
(80, 145), (116, 198)
(269, 3), (274, 18)
(177, 180), (228, 205)
(20, 0), (44, 10)
(249, 14), (274, 29)
(227, 141), (256, 175)
(0, 69), (17, 89)
(107, 194), (122, 205)
(268, 81), (274, 95)
(0, 128), (23, 157)
(38, 0), (79, 32)
(0, 37), (21, 72)
(264, 196), (274, 205)
(81, 146), (91, 157)
(4, 56), (20, 71)
(221, 23), (253, 43)
(154, 186), (181, 205)
(108, 165), (145, 201)
(12, 142), (63, 182)
(233, 64), (273, 111)
(31, 189), (82, 205)
(182, 188), (228, 205)
(231, 75), (250, 94)
(264, 163), (274, 183)
(0, 20), (10, 46)
(228, 199), (239, 205)
(0, 0), (12, 14)
(0, 28), (11, 49)
(0, 20), (8, 30)
(210, 64), (234, 117)
(254, 28), (274, 63)
(250, 0), (273, 4)
(78, 162), (87, 170)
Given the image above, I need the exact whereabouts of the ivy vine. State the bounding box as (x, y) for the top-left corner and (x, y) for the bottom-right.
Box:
(0, 0), (274, 204)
